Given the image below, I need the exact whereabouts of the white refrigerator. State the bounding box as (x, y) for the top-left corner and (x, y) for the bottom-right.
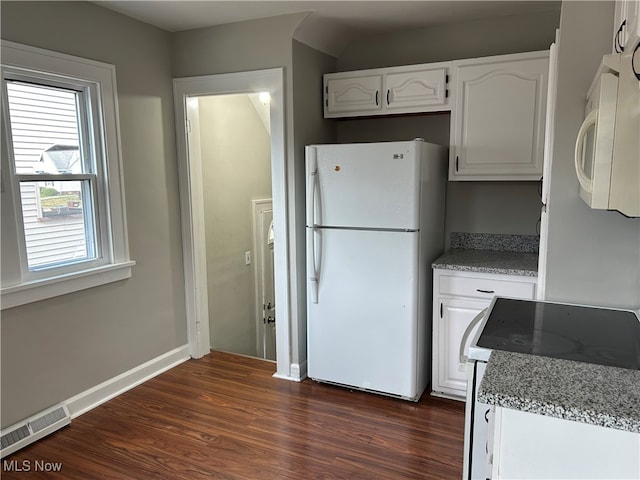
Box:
(306, 139), (447, 401)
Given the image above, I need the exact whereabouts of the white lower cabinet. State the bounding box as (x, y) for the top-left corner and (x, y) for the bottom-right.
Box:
(431, 269), (536, 399)
(437, 297), (488, 395)
(491, 407), (640, 479)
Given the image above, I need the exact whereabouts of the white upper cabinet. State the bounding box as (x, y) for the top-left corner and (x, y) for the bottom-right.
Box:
(613, 0), (640, 53)
(449, 51), (550, 181)
(384, 67), (448, 112)
(324, 73), (382, 116)
(324, 62), (451, 118)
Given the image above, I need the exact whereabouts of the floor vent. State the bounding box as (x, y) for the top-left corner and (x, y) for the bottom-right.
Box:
(1, 404), (70, 458)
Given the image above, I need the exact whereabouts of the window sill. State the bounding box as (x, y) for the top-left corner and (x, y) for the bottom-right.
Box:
(1, 261), (136, 310)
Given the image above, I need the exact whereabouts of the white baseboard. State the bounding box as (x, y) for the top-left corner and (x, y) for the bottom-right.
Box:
(273, 360), (307, 382)
(66, 345), (190, 419)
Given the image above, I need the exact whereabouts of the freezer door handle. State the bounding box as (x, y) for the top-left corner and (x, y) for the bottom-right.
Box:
(306, 146), (318, 226)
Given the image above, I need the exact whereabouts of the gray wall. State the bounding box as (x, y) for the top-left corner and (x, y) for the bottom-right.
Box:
(336, 10), (560, 244)
(338, 9), (562, 70)
(543, 1), (640, 309)
(291, 39), (337, 370)
(199, 95), (272, 357)
(1, 1), (186, 427)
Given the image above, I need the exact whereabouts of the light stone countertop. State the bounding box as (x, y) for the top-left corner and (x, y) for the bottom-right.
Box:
(478, 350), (640, 433)
(432, 249), (539, 277)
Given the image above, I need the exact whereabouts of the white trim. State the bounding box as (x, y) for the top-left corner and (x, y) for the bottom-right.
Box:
(1, 261), (135, 309)
(65, 345), (190, 419)
(285, 360), (307, 382)
(173, 69), (293, 380)
(537, 33), (559, 301)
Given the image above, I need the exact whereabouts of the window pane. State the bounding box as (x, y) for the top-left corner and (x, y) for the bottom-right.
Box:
(6, 81), (84, 174)
(19, 180), (96, 269)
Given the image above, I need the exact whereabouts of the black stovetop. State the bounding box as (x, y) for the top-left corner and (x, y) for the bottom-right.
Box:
(477, 297), (640, 370)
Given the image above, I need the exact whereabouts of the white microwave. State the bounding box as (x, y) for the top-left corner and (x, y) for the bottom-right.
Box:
(574, 49), (640, 217)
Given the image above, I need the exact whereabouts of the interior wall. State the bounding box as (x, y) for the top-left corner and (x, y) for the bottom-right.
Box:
(336, 9), (561, 244)
(199, 94), (272, 357)
(1, 1), (186, 427)
(291, 39), (337, 371)
(543, 1), (640, 309)
(338, 9), (562, 70)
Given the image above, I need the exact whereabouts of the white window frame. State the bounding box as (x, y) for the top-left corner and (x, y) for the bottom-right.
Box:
(1, 41), (134, 309)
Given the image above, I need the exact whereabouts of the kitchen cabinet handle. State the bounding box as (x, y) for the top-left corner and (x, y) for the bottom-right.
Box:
(615, 19), (627, 53)
(375, 90), (379, 106)
(440, 302), (443, 318)
(455, 156), (459, 172)
(459, 309), (487, 366)
(476, 289), (495, 294)
(386, 90), (390, 105)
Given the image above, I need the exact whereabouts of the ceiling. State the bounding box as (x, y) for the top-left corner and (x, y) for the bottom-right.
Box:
(94, 1), (561, 56)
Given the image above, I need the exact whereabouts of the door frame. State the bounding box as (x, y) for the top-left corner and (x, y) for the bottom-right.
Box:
(173, 69), (291, 378)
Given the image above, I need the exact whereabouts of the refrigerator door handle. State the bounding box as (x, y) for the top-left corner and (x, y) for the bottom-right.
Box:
(307, 147), (320, 303)
(310, 275), (319, 304)
(309, 227), (320, 304)
(306, 146), (318, 226)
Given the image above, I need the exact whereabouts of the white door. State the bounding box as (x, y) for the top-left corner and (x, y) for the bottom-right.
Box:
(253, 199), (276, 361)
(385, 67), (448, 111)
(262, 213), (276, 361)
(451, 54), (548, 179)
(307, 141), (421, 230)
(435, 297), (489, 396)
(307, 227), (419, 399)
(324, 73), (382, 116)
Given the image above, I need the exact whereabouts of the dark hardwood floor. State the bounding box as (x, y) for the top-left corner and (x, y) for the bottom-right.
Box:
(2, 352), (465, 479)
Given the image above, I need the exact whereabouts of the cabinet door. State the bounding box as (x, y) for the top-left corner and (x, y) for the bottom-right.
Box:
(613, 0), (640, 53)
(324, 74), (382, 117)
(434, 297), (489, 397)
(384, 67), (448, 112)
(450, 53), (549, 180)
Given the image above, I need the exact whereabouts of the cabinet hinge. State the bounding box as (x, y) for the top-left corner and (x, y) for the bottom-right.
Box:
(445, 89), (449, 98)
(325, 85), (328, 94)
(325, 99), (328, 107)
(445, 74), (449, 84)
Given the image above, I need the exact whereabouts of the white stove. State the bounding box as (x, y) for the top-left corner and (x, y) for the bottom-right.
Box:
(463, 296), (640, 480)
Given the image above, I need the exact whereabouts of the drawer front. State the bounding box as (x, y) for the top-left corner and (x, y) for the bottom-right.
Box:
(439, 273), (536, 300)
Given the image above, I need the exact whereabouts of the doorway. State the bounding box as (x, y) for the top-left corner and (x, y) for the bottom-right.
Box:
(173, 69), (292, 378)
(196, 93), (275, 360)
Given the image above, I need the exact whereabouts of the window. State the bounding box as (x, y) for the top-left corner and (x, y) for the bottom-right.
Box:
(1, 41), (134, 309)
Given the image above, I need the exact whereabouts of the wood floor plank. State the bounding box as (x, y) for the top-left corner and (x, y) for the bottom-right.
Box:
(2, 351), (465, 479)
